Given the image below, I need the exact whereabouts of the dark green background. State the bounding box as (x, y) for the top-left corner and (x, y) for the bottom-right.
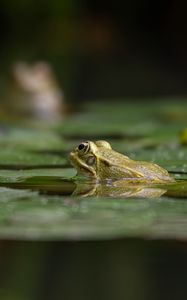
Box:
(0, 0), (187, 100)
(1, 239), (187, 300)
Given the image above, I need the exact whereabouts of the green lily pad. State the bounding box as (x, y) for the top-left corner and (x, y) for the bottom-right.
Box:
(0, 168), (76, 183)
(0, 127), (64, 150)
(0, 99), (187, 241)
(0, 147), (67, 166)
(0, 186), (187, 240)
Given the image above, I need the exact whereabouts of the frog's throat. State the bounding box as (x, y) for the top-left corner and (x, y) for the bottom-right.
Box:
(69, 152), (97, 178)
(77, 162), (97, 178)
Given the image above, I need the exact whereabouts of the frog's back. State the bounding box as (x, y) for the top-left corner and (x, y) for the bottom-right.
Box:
(97, 147), (174, 182)
(131, 160), (174, 182)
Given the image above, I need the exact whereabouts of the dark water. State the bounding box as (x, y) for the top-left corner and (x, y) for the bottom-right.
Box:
(0, 239), (187, 300)
(0, 176), (185, 299)
(0, 176), (76, 195)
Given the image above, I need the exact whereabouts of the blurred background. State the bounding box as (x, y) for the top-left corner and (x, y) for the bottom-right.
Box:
(0, 0), (187, 102)
(0, 2), (187, 300)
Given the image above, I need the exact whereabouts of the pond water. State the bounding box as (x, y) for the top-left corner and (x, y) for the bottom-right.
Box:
(0, 100), (187, 240)
(0, 99), (187, 300)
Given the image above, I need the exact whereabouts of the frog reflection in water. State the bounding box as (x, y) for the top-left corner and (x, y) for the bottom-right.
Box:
(69, 141), (175, 198)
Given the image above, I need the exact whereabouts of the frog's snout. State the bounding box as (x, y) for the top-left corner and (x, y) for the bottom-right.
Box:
(69, 151), (77, 167)
(69, 151), (74, 161)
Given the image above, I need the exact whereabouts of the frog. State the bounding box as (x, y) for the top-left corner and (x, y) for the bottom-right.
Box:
(69, 140), (175, 183)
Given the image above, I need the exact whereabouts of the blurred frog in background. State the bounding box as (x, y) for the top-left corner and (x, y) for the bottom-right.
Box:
(4, 61), (64, 123)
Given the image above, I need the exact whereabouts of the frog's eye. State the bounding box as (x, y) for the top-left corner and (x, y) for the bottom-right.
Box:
(78, 143), (85, 150)
(77, 142), (89, 154)
(86, 156), (96, 166)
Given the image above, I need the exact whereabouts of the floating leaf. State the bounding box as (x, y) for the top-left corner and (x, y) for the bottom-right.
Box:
(0, 100), (186, 241)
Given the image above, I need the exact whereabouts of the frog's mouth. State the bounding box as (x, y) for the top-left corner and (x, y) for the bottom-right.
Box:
(69, 151), (97, 178)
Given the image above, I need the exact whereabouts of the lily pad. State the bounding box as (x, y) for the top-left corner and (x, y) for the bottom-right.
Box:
(0, 127), (64, 150)
(0, 168), (76, 183)
(0, 187), (187, 240)
(0, 99), (186, 241)
(0, 147), (67, 166)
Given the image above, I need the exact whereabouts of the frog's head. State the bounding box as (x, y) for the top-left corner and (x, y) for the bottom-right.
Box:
(69, 140), (112, 179)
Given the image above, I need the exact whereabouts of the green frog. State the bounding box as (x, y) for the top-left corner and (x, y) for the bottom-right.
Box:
(69, 140), (174, 183)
